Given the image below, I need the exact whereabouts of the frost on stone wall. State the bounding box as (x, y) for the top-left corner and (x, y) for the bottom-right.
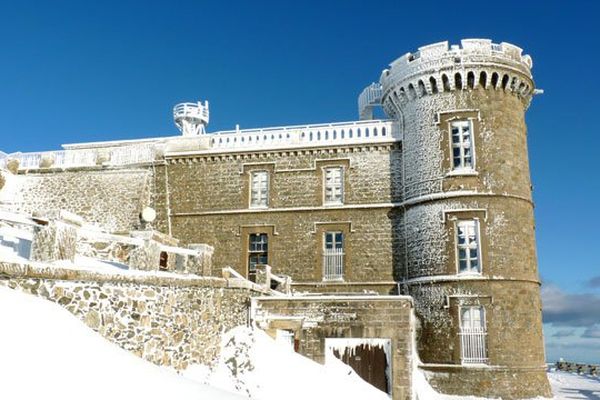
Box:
(13, 169), (155, 233)
(0, 272), (252, 370)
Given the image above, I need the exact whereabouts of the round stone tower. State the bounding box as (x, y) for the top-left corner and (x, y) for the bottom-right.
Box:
(380, 39), (551, 398)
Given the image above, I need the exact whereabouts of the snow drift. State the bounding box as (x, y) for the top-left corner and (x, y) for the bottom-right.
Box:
(0, 285), (243, 400)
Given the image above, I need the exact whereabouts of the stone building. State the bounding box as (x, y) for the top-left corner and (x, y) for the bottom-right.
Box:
(0, 39), (550, 399)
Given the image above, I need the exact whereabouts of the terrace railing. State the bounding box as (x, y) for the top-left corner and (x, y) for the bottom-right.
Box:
(10, 143), (157, 171)
(208, 120), (399, 152)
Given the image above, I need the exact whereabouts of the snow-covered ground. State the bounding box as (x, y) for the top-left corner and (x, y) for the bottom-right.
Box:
(183, 325), (390, 400)
(1, 283), (598, 400)
(0, 285), (244, 400)
(548, 370), (600, 399)
(0, 285), (388, 400)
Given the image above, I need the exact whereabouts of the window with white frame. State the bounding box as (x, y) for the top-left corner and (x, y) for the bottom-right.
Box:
(324, 167), (343, 204)
(459, 306), (488, 364)
(250, 171), (269, 208)
(451, 120), (475, 170)
(323, 231), (344, 281)
(456, 220), (481, 274)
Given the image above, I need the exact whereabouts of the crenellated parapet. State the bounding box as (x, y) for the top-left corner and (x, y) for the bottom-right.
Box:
(380, 39), (536, 116)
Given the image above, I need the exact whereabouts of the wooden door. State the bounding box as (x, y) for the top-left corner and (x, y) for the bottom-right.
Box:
(333, 344), (389, 393)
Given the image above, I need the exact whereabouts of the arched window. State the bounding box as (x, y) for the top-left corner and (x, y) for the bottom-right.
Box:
(491, 72), (499, 88)
(442, 74), (451, 91)
(365, 128), (370, 137)
(408, 84), (417, 99)
(373, 127), (378, 136)
(418, 80), (427, 96)
(430, 76), (438, 94)
(357, 128), (361, 137)
(467, 72), (475, 89)
(501, 74), (510, 90)
(479, 71), (487, 89)
(455, 73), (463, 90)
(382, 127), (386, 136)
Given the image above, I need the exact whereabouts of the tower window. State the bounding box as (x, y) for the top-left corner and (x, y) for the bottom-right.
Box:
(456, 220), (481, 274)
(324, 167), (344, 205)
(248, 233), (268, 282)
(250, 171), (269, 208)
(323, 231), (344, 281)
(459, 306), (488, 364)
(450, 120), (475, 171)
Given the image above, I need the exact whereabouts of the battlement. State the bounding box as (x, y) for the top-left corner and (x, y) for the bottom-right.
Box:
(394, 39), (530, 68)
(380, 39), (536, 114)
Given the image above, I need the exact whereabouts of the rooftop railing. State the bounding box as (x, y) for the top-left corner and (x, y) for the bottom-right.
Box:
(6, 120), (400, 170)
(9, 143), (157, 171)
(208, 120), (399, 152)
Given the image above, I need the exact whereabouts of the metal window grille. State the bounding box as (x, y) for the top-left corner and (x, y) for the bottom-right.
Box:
(324, 167), (343, 204)
(451, 120), (474, 170)
(459, 306), (488, 364)
(456, 220), (481, 274)
(250, 171), (269, 207)
(323, 232), (344, 281)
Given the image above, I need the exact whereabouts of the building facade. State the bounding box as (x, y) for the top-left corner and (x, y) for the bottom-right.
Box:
(0, 39), (551, 399)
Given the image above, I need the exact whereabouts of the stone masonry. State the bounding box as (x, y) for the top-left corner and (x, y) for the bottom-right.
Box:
(0, 262), (260, 370)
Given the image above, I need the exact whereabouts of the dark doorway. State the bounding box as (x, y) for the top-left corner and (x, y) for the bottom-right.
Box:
(333, 344), (389, 394)
(159, 251), (168, 271)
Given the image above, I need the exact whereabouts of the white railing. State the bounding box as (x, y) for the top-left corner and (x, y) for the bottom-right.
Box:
(323, 248), (344, 281)
(12, 142), (157, 171)
(460, 328), (488, 364)
(208, 120), (399, 152)
(18, 153), (43, 170)
(53, 150), (97, 168)
(109, 143), (156, 166)
(173, 102), (209, 121)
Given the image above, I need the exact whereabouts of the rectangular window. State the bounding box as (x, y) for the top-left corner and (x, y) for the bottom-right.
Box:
(250, 171), (269, 208)
(451, 120), (475, 170)
(324, 167), (344, 205)
(459, 306), (488, 364)
(323, 231), (344, 281)
(456, 220), (481, 274)
(248, 233), (268, 282)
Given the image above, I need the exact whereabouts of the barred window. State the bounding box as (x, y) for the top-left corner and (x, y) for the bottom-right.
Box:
(323, 231), (344, 281)
(451, 120), (475, 170)
(456, 220), (481, 274)
(459, 306), (488, 364)
(324, 167), (343, 204)
(250, 171), (269, 208)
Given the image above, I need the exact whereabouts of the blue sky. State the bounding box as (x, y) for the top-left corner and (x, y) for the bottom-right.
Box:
(1, 0), (599, 362)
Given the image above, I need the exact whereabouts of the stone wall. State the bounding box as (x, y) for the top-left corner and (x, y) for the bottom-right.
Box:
(252, 296), (414, 400)
(166, 145), (402, 288)
(0, 262), (260, 370)
(14, 167), (155, 233)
